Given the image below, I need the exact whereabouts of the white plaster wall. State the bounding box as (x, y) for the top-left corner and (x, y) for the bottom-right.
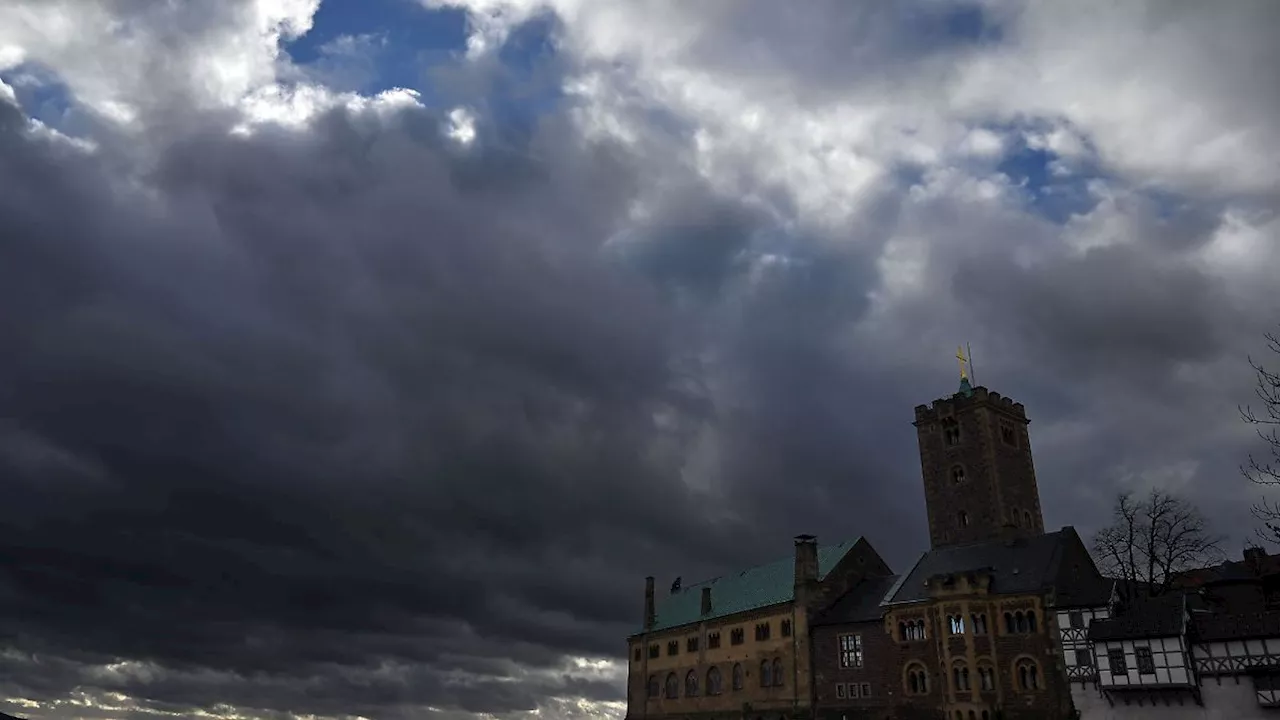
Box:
(1073, 680), (1268, 720)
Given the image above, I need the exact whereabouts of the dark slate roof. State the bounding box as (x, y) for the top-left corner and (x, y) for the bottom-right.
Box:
(883, 530), (1072, 605)
(640, 538), (862, 634)
(1089, 593), (1186, 641)
(812, 574), (900, 626)
(1194, 610), (1280, 641)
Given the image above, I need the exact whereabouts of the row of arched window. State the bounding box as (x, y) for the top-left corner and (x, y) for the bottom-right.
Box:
(647, 658), (786, 699)
(898, 618), (927, 641)
(1004, 609), (1037, 634)
(902, 657), (1041, 696)
(905, 609), (1035, 640)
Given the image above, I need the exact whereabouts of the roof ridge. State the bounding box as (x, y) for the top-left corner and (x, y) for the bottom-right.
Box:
(668, 536), (863, 593)
(882, 551), (927, 605)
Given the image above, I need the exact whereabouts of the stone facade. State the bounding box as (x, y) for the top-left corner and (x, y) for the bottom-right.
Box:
(627, 537), (890, 719)
(913, 386), (1044, 550)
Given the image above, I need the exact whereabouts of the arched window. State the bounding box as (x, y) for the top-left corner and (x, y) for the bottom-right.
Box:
(952, 661), (970, 691)
(707, 666), (722, 695)
(905, 664), (929, 694)
(968, 712), (976, 720)
(665, 672), (678, 699)
(647, 675), (658, 698)
(978, 665), (995, 691)
(971, 612), (988, 635)
(1016, 658), (1040, 691)
(1015, 611), (1028, 633)
(898, 620), (908, 641)
(948, 614), (965, 634)
(760, 659), (772, 687)
(1012, 509), (1022, 527)
(951, 465), (966, 484)
(685, 669), (698, 697)
(942, 418), (961, 446)
(909, 619), (926, 640)
(959, 511), (970, 527)
(1003, 611), (1014, 634)
(1024, 510), (1033, 527)
(772, 658), (784, 687)
(1027, 610), (1038, 633)
(982, 712), (990, 720)
(732, 663), (743, 691)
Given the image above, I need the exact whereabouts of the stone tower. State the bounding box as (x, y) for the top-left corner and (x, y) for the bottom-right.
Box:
(913, 379), (1045, 549)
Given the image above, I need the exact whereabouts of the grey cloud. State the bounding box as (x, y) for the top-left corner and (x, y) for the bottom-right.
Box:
(3, 0), (1280, 718)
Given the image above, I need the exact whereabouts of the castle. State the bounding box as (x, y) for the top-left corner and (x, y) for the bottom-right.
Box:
(624, 362), (1280, 720)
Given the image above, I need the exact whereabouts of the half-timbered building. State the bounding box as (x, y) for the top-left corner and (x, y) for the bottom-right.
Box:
(1065, 547), (1280, 719)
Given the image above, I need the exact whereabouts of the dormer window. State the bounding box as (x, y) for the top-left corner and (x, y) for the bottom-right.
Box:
(942, 418), (961, 446)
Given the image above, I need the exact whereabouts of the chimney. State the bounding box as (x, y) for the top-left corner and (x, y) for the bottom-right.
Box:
(644, 576), (655, 630)
(701, 586), (713, 616)
(794, 534), (819, 586)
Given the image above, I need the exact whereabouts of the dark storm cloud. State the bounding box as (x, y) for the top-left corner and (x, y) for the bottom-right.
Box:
(4, 1), (1280, 718)
(0, 92), (764, 717)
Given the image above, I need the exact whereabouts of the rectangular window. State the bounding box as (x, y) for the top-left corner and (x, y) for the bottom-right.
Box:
(667, 640), (678, 656)
(686, 636), (699, 653)
(755, 622), (771, 641)
(781, 619), (792, 637)
(836, 683), (846, 699)
(847, 682), (860, 698)
(648, 644), (659, 659)
(707, 631), (721, 649)
(1075, 649), (1093, 667)
(860, 682), (871, 697)
(1136, 647), (1155, 674)
(730, 628), (744, 646)
(838, 634), (863, 668)
(1108, 648), (1127, 675)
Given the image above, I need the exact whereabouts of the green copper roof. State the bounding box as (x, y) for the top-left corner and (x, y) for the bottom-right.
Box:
(639, 538), (862, 635)
(957, 377), (974, 397)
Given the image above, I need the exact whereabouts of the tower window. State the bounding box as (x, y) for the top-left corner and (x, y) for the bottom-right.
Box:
(951, 465), (966, 484)
(959, 511), (970, 527)
(942, 418), (961, 446)
(1023, 510), (1033, 528)
(1000, 420), (1018, 447)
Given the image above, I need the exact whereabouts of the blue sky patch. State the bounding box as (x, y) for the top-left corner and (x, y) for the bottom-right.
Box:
(0, 63), (73, 128)
(989, 121), (1104, 224)
(284, 0), (469, 97)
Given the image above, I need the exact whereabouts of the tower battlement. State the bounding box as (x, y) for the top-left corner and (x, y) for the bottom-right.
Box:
(913, 385), (1027, 425)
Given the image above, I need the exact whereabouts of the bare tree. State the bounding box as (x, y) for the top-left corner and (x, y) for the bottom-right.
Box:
(1091, 488), (1224, 599)
(1242, 328), (1280, 544)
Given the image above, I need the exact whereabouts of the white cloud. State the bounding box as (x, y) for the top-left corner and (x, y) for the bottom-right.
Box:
(446, 106), (478, 145)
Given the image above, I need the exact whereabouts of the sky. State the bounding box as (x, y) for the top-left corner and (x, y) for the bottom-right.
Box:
(0, 0), (1278, 718)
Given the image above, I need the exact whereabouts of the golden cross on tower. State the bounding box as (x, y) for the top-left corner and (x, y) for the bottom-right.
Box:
(956, 345), (969, 381)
